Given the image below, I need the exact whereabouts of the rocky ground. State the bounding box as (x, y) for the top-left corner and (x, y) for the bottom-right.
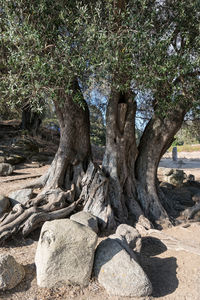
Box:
(160, 151), (200, 182)
(0, 121), (200, 300)
(0, 221), (199, 300)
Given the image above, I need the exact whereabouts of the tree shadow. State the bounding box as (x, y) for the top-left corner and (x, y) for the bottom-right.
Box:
(0, 234), (35, 249)
(140, 237), (178, 297)
(0, 263), (36, 299)
(141, 236), (167, 256)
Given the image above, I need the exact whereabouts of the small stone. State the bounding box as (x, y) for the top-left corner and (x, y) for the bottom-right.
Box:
(5, 154), (25, 165)
(115, 224), (141, 251)
(0, 254), (25, 290)
(187, 174), (195, 182)
(0, 156), (5, 163)
(0, 163), (14, 176)
(165, 169), (187, 186)
(0, 195), (10, 216)
(70, 211), (99, 233)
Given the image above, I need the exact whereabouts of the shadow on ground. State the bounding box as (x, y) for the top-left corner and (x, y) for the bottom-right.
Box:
(140, 237), (178, 297)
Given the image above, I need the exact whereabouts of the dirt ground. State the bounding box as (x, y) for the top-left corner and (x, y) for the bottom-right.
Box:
(0, 151), (200, 300)
(159, 151), (200, 181)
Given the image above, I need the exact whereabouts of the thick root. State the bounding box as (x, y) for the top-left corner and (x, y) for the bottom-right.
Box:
(81, 162), (153, 232)
(0, 184), (78, 243)
(21, 197), (82, 236)
(182, 202), (200, 220)
(81, 162), (116, 231)
(0, 206), (37, 242)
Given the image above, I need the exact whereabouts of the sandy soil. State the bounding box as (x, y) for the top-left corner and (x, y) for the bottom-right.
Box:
(159, 151), (200, 181)
(0, 163), (50, 196)
(0, 152), (200, 300)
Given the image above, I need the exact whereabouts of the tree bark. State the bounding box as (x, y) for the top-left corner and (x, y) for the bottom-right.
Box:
(40, 83), (91, 201)
(83, 89), (149, 230)
(102, 90), (138, 222)
(135, 106), (186, 225)
(21, 101), (42, 135)
(0, 80), (92, 242)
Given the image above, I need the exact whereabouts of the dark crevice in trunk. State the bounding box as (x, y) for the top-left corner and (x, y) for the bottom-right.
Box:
(83, 89), (150, 231)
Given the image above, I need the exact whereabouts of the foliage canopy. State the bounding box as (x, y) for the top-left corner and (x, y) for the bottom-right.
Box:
(0, 0), (199, 118)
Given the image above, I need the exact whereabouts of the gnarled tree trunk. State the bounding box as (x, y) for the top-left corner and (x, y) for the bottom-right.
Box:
(135, 106), (186, 226)
(83, 90), (150, 230)
(0, 80), (92, 242)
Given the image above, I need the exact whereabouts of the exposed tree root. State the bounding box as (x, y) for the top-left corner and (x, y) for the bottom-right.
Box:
(81, 162), (115, 230)
(1, 174), (42, 184)
(21, 197), (82, 236)
(81, 162), (152, 232)
(0, 184), (79, 244)
(182, 202), (200, 220)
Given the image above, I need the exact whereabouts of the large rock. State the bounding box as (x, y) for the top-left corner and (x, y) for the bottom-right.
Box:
(0, 254), (25, 291)
(70, 211), (99, 233)
(94, 238), (152, 297)
(0, 163), (14, 176)
(35, 219), (98, 288)
(0, 195), (10, 216)
(8, 188), (33, 206)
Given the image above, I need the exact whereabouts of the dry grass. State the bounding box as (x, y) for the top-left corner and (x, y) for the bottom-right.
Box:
(169, 144), (200, 152)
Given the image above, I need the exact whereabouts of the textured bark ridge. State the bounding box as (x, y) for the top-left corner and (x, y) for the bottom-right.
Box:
(83, 90), (150, 231)
(83, 96), (188, 231)
(0, 80), (92, 242)
(0, 83), (192, 242)
(135, 105), (186, 226)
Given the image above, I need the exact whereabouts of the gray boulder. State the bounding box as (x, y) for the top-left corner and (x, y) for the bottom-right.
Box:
(94, 238), (152, 297)
(165, 169), (187, 186)
(0, 163), (14, 176)
(0, 254), (25, 291)
(8, 188), (33, 206)
(0, 195), (10, 216)
(70, 211), (99, 233)
(35, 219), (97, 288)
(115, 224), (141, 252)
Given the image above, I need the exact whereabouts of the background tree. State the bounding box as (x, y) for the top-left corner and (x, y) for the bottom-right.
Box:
(89, 105), (106, 146)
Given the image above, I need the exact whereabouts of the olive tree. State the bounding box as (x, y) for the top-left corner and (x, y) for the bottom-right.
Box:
(81, 0), (200, 229)
(0, 0), (94, 239)
(0, 0), (199, 241)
